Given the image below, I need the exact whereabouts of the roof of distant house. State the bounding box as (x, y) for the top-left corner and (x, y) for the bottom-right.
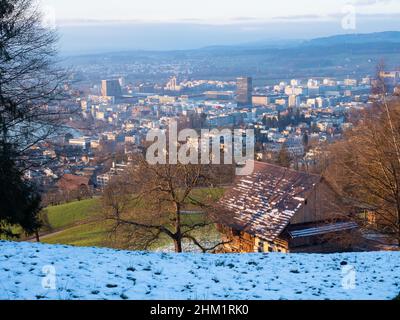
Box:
(212, 161), (321, 242)
(57, 174), (89, 191)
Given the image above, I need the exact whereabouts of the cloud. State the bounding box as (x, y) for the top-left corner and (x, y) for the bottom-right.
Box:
(55, 10), (400, 27)
(352, 0), (393, 6)
(272, 14), (326, 21)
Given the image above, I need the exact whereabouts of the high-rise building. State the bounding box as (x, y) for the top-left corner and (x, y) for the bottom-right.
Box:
(101, 80), (122, 98)
(165, 76), (181, 92)
(236, 77), (253, 106)
(288, 95), (301, 108)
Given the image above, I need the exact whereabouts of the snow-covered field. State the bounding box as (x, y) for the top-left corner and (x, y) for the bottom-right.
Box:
(0, 241), (399, 300)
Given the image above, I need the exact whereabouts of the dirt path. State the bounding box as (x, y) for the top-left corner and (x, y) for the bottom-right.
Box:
(26, 229), (68, 242)
(25, 218), (99, 243)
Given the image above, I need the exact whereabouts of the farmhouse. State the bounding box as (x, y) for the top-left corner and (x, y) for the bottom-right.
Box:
(212, 161), (357, 253)
(57, 174), (90, 193)
(55, 174), (92, 201)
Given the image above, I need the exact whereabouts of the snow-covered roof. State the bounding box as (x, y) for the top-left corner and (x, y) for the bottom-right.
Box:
(213, 161), (321, 242)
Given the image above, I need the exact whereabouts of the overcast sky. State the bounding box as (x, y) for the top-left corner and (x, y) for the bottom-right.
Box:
(39, 0), (400, 53)
(40, 0), (400, 23)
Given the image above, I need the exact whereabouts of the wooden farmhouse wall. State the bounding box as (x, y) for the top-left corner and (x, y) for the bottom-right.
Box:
(290, 182), (339, 225)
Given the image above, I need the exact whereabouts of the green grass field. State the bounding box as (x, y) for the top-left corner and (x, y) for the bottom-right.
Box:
(39, 188), (225, 250)
(44, 197), (101, 229)
(42, 213), (220, 250)
(43, 220), (112, 247)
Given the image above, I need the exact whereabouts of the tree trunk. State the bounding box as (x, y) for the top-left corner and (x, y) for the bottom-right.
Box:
(174, 238), (182, 253)
(397, 207), (400, 247)
(397, 222), (400, 247)
(174, 202), (183, 253)
(35, 230), (40, 242)
(397, 215), (400, 247)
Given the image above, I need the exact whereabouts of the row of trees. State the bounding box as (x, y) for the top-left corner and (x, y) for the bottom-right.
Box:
(261, 108), (309, 131)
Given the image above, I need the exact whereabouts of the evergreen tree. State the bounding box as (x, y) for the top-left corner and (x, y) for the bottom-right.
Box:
(0, 146), (41, 237)
(303, 132), (309, 148)
(262, 115), (268, 127)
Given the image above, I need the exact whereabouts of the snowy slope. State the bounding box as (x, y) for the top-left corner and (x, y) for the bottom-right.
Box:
(0, 241), (399, 300)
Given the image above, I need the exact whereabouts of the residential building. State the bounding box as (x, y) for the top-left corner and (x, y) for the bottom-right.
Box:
(252, 95), (269, 106)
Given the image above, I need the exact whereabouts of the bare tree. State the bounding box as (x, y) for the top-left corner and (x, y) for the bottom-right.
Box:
(0, 0), (68, 237)
(324, 97), (400, 246)
(373, 62), (400, 170)
(276, 144), (292, 168)
(102, 155), (231, 253)
(0, 0), (69, 168)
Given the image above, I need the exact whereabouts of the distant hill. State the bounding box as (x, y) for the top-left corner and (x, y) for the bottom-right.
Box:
(302, 31), (400, 47)
(196, 31), (400, 51)
(64, 31), (400, 81)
